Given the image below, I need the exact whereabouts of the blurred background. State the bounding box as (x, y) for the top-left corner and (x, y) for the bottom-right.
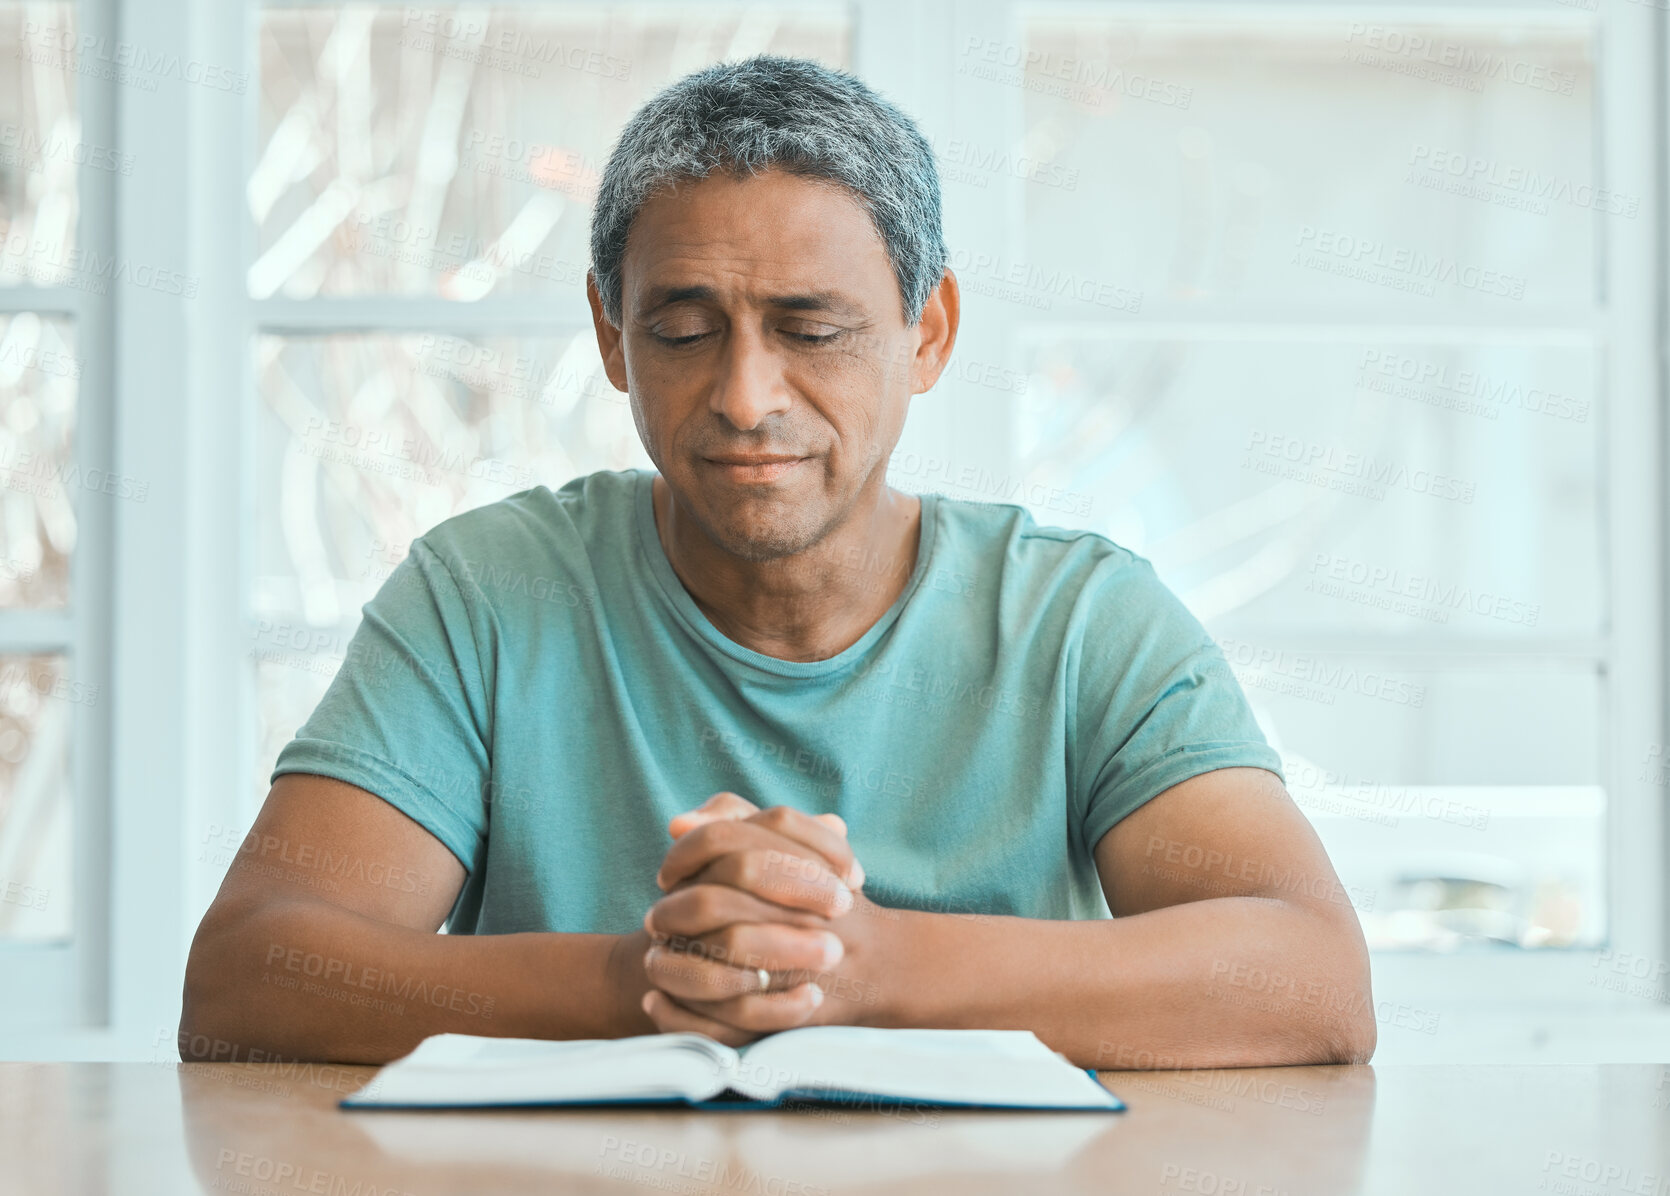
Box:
(0, 0), (1662, 1063)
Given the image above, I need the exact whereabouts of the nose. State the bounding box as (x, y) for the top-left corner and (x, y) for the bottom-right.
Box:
(709, 326), (793, 431)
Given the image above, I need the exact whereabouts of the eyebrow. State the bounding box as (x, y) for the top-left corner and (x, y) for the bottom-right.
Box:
(638, 284), (866, 319)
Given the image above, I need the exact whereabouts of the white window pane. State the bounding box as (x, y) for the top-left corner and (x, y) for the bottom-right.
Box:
(252, 4), (852, 299)
(0, 652), (73, 943)
(1011, 15), (1596, 311)
(1018, 337), (1600, 637)
(0, 313), (76, 608)
(1234, 652), (1604, 950)
(253, 331), (648, 625)
(0, 4), (81, 287)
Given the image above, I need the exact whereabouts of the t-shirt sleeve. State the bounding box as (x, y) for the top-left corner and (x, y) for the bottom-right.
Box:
(1074, 552), (1284, 853)
(269, 539), (494, 875)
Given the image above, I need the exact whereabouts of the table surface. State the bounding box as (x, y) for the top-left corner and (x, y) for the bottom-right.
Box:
(2, 1060), (1667, 1195)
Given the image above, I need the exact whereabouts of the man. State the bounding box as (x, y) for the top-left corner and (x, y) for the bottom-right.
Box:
(181, 56), (1373, 1069)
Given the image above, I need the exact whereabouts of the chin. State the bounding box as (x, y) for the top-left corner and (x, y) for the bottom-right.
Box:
(708, 518), (824, 562)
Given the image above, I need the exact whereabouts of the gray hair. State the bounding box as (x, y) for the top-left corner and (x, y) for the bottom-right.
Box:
(589, 55), (947, 328)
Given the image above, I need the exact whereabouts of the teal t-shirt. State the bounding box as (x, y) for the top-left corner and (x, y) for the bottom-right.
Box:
(272, 468), (1282, 934)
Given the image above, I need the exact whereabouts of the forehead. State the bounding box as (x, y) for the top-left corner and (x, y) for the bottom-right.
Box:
(621, 169), (898, 314)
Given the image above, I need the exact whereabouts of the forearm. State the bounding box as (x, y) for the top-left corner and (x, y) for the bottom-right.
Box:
(180, 894), (657, 1064)
(858, 896), (1375, 1069)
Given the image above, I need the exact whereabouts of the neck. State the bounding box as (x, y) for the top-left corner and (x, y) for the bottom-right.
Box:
(650, 473), (923, 662)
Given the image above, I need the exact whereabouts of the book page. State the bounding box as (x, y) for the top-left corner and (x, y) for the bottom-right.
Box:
(348, 1033), (739, 1107)
(731, 1027), (1119, 1108)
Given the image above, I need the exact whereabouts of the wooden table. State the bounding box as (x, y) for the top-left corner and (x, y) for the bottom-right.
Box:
(2, 1060), (1667, 1194)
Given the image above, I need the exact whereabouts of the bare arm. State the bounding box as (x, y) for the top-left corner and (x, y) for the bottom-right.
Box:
(179, 773), (660, 1064)
(641, 768), (1376, 1069)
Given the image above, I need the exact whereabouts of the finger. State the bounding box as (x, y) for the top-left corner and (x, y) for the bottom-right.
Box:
(645, 883), (834, 940)
(677, 983), (825, 1032)
(647, 981), (825, 1035)
(668, 791), (760, 839)
(641, 990), (763, 1048)
(659, 816), (860, 900)
(645, 922), (843, 982)
(815, 813), (848, 836)
(747, 806), (863, 889)
(644, 944), (775, 1002)
(683, 849), (854, 918)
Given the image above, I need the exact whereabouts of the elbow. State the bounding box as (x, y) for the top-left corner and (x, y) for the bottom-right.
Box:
(178, 922), (224, 1060)
(1323, 1001), (1377, 1065)
(178, 902), (254, 1061)
(1294, 902), (1377, 1065)
(1321, 923), (1377, 1065)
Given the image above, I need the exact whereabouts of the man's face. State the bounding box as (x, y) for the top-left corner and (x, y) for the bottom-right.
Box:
(592, 168), (935, 562)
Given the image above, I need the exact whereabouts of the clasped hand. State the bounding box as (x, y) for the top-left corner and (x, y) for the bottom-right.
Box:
(639, 792), (879, 1046)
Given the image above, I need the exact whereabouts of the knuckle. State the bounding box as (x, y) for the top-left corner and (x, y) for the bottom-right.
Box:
(704, 928), (740, 966)
(688, 886), (724, 923)
(733, 850), (769, 889)
(695, 820), (736, 851)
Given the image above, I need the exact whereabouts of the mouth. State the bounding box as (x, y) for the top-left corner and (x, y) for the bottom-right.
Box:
(702, 455), (810, 484)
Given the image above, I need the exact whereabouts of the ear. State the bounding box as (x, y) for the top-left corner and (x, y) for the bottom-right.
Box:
(586, 271), (629, 394)
(909, 267), (961, 396)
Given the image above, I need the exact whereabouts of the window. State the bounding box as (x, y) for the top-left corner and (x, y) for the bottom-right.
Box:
(0, 0), (1661, 1054)
(0, 1), (113, 1030)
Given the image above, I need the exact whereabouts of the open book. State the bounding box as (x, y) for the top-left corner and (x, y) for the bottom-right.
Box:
(341, 1026), (1124, 1112)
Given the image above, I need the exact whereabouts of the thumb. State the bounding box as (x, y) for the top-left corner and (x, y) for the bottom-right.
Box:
(668, 791), (760, 839)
